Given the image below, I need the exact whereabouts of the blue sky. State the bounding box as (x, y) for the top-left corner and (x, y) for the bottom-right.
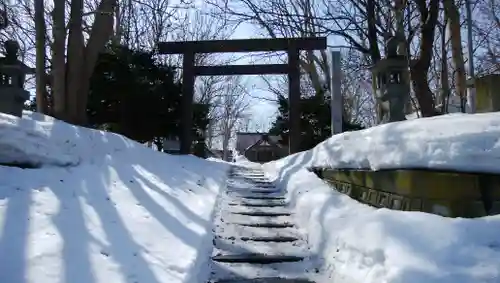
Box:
(225, 22), (284, 133)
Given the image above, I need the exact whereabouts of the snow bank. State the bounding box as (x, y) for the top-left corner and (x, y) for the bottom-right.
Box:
(0, 111), (229, 283)
(263, 113), (500, 283)
(0, 111), (143, 167)
(293, 112), (500, 173)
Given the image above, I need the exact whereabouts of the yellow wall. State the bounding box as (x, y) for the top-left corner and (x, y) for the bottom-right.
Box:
(475, 74), (500, 113)
(320, 169), (500, 218)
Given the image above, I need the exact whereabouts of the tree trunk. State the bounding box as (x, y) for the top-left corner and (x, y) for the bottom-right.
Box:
(443, 0), (467, 113)
(367, 0), (382, 63)
(51, 0), (67, 119)
(440, 20), (451, 113)
(35, 0), (48, 113)
(75, 0), (116, 125)
(66, 0), (85, 124)
(222, 120), (230, 161)
(207, 119), (214, 149)
(62, 0), (116, 125)
(411, 0), (440, 117)
(113, 2), (122, 45)
(367, 0), (382, 122)
(47, 0), (116, 125)
(411, 66), (437, 116)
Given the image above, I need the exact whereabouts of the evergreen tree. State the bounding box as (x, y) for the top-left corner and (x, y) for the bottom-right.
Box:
(269, 94), (364, 151)
(87, 45), (209, 143)
(27, 45), (209, 146)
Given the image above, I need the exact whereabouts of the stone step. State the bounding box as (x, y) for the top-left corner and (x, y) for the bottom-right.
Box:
(209, 256), (318, 282)
(239, 236), (299, 242)
(215, 224), (298, 239)
(225, 210), (292, 225)
(248, 190), (284, 195)
(226, 188), (262, 193)
(212, 278), (314, 283)
(247, 183), (275, 186)
(240, 196), (286, 200)
(250, 182), (275, 185)
(231, 175), (265, 178)
(212, 254), (304, 264)
(228, 206), (290, 215)
(253, 186), (277, 189)
(232, 211), (291, 217)
(242, 177), (270, 181)
(240, 175), (267, 178)
(226, 189), (284, 193)
(213, 237), (305, 256)
(228, 190), (282, 194)
(229, 202), (287, 207)
(226, 184), (276, 190)
(248, 188), (281, 193)
(228, 193), (286, 200)
(236, 222), (295, 228)
(232, 168), (262, 172)
(231, 176), (266, 180)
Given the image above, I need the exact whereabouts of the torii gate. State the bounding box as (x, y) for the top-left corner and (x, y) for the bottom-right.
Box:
(157, 37), (327, 155)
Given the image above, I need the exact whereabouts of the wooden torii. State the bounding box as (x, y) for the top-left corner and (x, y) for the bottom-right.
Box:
(157, 37), (327, 155)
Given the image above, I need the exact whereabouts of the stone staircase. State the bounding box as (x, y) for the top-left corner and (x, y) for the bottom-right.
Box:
(208, 166), (316, 283)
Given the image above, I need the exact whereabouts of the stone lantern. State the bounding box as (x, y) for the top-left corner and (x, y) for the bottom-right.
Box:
(371, 36), (410, 123)
(0, 40), (34, 117)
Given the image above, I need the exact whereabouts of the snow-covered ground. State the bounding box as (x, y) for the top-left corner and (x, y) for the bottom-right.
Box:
(263, 113), (500, 283)
(0, 111), (229, 283)
(3, 109), (500, 283)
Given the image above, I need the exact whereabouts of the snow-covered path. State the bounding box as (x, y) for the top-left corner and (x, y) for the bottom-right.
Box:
(208, 165), (320, 282)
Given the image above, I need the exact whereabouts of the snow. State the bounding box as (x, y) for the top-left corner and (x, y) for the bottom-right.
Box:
(289, 112), (500, 173)
(0, 111), (229, 283)
(406, 95), (471, 120)
(3, 109), (500, 283)
(263, 113), (500, 283)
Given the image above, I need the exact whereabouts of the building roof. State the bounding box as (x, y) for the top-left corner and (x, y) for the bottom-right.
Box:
(245, 134), (284, 152)
(235, 132), (282, 154)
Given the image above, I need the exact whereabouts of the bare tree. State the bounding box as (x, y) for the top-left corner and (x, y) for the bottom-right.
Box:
(34, 0), (48, 113)
(438, 19), (451, 113)
(474, 0), (500, 74)
(46, 0), (117, 124)
(217, 76), (250, 161)
(207, 0), (443, 117)
(13, 0), (498, 131)
(207, 0), (331, 98)
(443, 0), (467, 112)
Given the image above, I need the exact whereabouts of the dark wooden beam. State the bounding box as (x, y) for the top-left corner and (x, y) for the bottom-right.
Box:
(194, 64), (288, 76)
(158, 37), (327, 54)
(180, 52), (195, 154)
(288, 47), (301, 154)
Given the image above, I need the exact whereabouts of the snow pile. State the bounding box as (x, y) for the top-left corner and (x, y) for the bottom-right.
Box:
(292, 112), (500, 173)
(0, 111), (229, 283)
(0, 111), (142, 167)
(263, 113), (500, 283)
